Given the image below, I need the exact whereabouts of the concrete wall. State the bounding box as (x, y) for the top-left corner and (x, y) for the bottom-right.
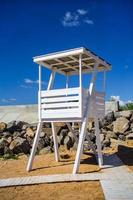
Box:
(0, 102), (119, 123)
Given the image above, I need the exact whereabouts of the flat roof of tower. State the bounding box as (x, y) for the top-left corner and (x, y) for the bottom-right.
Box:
(33, 47), (111, 75)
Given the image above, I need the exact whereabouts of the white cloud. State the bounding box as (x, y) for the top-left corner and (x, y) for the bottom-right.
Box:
(62, 11), (79, 27)
(62, 9), (93, 27)
(24, 78), (47, 85)
(1, 98), (16, 103)
(20, 84), (32, 89)
(84, 18), (94, 25)
(77, 9), (87, 15)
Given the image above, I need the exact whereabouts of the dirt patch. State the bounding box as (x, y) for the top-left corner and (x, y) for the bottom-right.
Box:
(0, 148), (100, 179)
(0, 181), (104, 200)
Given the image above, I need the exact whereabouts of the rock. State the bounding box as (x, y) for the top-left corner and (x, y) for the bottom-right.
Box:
(54, 122), (66, 127)
(2, 132), (11, 138)
(126, 132), (133, 139)
(100, 133), (105, 142)
(13, 131), (23, 138)
(87, 132), (96, 143)
(6, 136), (12, 144)
(40, 131), (45, 138)
(15, 121), (27, 131)
(0, 138), (8, 155)
(102, 138), (111, 148)
(118, 134), (126, 141)
(106, 131), (118, 140)
(60, 129), (68, 137)
(106, 123), (113, 131)
(68, 131), (76, 143)
(42, 128), (52, 136)
(64, 136), (73, 150)
(43, 122), (51, 128)
(0, 122), (7, 133)
(113, 117), (129, 134)
(39, 146), (52, 155)
(105, 112), (115, 123)
(37, 135), (51, 151)
(29, 123), (37, 131)
(58, 134), (65, 145)
(9, 137), (30, 154)
(114, 112), (121, 119)
(87, 120), (94, 130)
(119, 110), (132, 119)
(6, 121), (17, 133)
(25, 127), (35, 138)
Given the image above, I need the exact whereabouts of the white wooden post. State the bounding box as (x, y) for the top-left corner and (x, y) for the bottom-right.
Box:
(93, 94), (103, 167)
(73, 63), (99, 174)
(79, 54), (83, 118)
(47, 70), (55, 90)
(66, 73), (69, 89)
(51, 122), (60, 161)
(47, 70), (59, 162)
(27, 64), (42, 171)
(103, 71), (106, 92)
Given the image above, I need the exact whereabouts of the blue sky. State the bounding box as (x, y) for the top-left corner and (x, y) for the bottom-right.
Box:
(0, 0), (133, 105)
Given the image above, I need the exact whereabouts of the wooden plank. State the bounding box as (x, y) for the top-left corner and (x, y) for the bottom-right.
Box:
(41, 87), (80, 97)
(41, 95), (79, 103)
(41, 102), (79, 109)
(42, 109), (80, 119)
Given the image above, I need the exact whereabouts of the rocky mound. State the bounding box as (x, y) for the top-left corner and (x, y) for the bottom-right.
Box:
(0, 110), (133, 159)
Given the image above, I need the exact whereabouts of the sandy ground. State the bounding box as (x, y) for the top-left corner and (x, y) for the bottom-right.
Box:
(0, 181), (104, 200)
(0, 147), (100, 179)
(0, 148), (104, 200)
(0, 140), (132, 200)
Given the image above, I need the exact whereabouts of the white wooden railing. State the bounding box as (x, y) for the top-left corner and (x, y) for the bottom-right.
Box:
(40, 87), (105, 122)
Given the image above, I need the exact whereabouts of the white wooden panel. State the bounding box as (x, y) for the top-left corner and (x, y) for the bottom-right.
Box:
(42, 102), (79, 109)
(41, 95), (79, 103)
(41, 87), (80, 97)
(42, 108), (80, 119)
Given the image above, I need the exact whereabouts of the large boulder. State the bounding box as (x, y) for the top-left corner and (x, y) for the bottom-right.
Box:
(25, 127), (35, 138)
(39, 146), (52, 155)
(6, 121), (17, 133)
(0, 122), (7, 133)
(9, 137), (30, 154)
(106, 131), (118, 140)
(64, 135), (74, 150)
(119, 110), (132, 119)
(113, 117), (129, 134)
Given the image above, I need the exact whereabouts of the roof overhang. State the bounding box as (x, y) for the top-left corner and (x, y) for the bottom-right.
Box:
(33, 47), (111, 75)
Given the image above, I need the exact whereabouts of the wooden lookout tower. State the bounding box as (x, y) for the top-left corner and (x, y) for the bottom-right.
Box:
(27, 47), (111, 174)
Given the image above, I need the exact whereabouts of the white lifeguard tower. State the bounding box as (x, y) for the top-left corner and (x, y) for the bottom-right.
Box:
(27, 47), (111, 174)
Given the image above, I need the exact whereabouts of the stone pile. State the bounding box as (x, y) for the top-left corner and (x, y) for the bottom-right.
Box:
(0, 110), (133, 158)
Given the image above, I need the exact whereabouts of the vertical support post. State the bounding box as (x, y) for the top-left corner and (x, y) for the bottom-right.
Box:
(51, 122), (60, 161)
(38, 64), (42, 122)
(103, 71), (106, 92)
(79, 54), (82, 118)
(47, 70), (55, 90)
(27, 64), (42, 171)
(73, 63), (99, 174)
(93, 96), (103, 167)
(47, 70), (59, 162)
(66, 73), (69, 89)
